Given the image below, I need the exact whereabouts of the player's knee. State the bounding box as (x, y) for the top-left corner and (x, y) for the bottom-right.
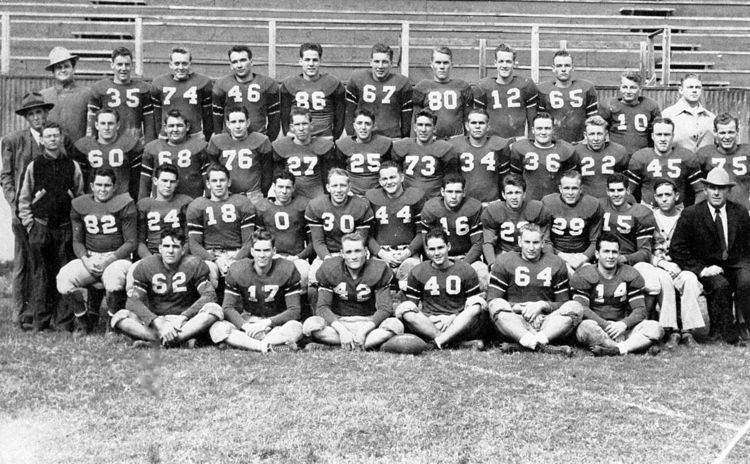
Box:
(101, 260), (130, 292)
(487, 298), (512, 319)
(199, 302), (224, 321)
(394, 301), (418, 319)
(465, 295), (487, 312)
(379, 317), (405, 336)
(56, 264), (77, 294)
(279, 320), (304, 342)
(302, 315), (326, 336)
(575, 319), (600, 342)
(556, 301), (584, 325)
(209, 320), (235, 344)
(637, 320), (665, 341)
(110, 309), (134, 330)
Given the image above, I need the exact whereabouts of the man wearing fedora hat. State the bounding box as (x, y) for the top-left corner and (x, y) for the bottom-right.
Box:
(670, 167), (750, 344)
(40, 46), (92, 142)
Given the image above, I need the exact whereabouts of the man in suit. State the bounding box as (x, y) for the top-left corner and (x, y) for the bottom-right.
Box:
(670, 167), (750, 344)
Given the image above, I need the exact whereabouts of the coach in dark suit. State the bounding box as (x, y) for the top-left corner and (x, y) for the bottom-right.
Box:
(670, 167), (750, 344)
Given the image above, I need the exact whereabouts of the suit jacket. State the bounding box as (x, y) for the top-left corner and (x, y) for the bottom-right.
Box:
(670, 200), (750, 275)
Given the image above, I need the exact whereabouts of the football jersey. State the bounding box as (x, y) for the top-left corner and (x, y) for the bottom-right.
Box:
(335, 134), (393, 195)
(391, 138), (456, 198)
(449, 134), (512, 203)
(412, 78), (473, 138)
(570, 263), (646, 324)
(573, 141), (630, 198)
(697, 143), (750, 210)
(254, 196), (311, 257)
(345, 69), (413, 138)
(206, 132), (272, 194)
(542, 193), (603, 257)
(405, 260), (481, 316)
(71, 192), (137, 254)
(87, 77), (154, 141)
(420, 196), (483, 261)
(598, 96), (661, 155)
(131, 254), (210, 316)
(137, 194), (192, 255)
(481, 199), (551, 254)
(212, 73), (280, 137)
(280, 73), (345, 137)
(317, 257), (393, 319)
(626, 147), (704, 206)
(510, 138), (576, 201)
(305, 194), (373, 256)
(473, 75), (538, 138)
(537, 79), (598, 143)
(151, 72), (213, 136)
(600, 200), (656, 264)
(73, 134), (143, 196)
(140, 138), (208, 199)
(487, 250), (569, 306)
(272, 136), (333, 200)
(366, 186), (425, 254)
(186, 194), (255, 251)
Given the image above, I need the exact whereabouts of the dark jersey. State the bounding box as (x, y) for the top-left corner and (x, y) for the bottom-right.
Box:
(137, 194), (192, 255)
(71, 192), (136, 254)
(406, 260), (481, 316)
(317, 257), (393, 320)
(335, 134), (392, 196)
(305, 194), (373, 256)
(537, 79), (598, 143)
(599, 96), (661, 155)
(151, 72), (213, 136)
(571, 263), (646, 325)
(132, 254), (210, 316)
(626, 147), (704, 206)
(510, 138), (576, 201)
(473, 75), (538, 138)
(413, 78), (473, 138)
(542, 193), (603, 258)
(140, 137), (208, 199)
(600, 200), (656, 264)
(481, 199), (551, 254)
(573, 141), (630, 198)
(487, 250), (569, 306)
(345, 70), (413, 138)
(449, 134), (512, 203)
(186, 194), (256, 251)
(272, 136), (334, 200)
(206, 132), (272, 194)
(254, 196), (310, 257)
(280, 73), (345, 138)
(420, 196), (483, 262)
(212, 73), (280, 137)
(87, 77), (154, 141)
(391, 138), (456, 198)
(697, 143), (750, 210)
(366, 187), (425, 255)
(73, 134), (143, 197)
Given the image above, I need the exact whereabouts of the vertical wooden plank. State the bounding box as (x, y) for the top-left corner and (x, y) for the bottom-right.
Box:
(661, 27), (671, 85)
(134, 16), (143, 77)
(639, 41), (648, 84)
(559, 39), (567, 51)
(268, 19), (277, 79)
(478, 38), (487, 80)
(1, 13), (10, 75)
(531, 25), (540, 83)
(400, 21), (410, 77)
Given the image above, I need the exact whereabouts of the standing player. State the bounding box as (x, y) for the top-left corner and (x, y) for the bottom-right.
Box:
(280, 43), (345, 139)
(412, 46), (473, 139)
(697, 113), (750, 210)
(87, 47), (155, 142)
(391, 109), (457, 198)
(537, 50), (598, 143)
(345, 43), (413, 138)
(662, 73), (715, 153)
(598, 72), (660, 156)
(473, 43), (538, 139)
(140, 109), (209, 199)
(510, 112), (576, 201)
(573, 115), (629, 198)
(212, 45), (280, 139)
(151, 46), (213, 140)
(335, 108), (393, 195)
(449, 108), (512, 204)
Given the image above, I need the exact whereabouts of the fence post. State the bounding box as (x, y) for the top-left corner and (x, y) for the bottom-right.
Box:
(1, 13), (10, 75)
(478, 38), (487, 79)
(639, 41), (648, 84)
(400, 21), (410, 77)
(268, 19), (276, 79)
(559, 39), (567, 51)
(134, 16), (143, 77)
(661, 26), (671, 85)
(531, 25), (540, 83)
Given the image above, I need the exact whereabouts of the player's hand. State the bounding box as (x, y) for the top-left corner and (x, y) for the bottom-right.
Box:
(215, 256), (232, 275)
(700, 265), (724, 278)
(243, 319), (272, 338)
(352, 321), (376, 348)
(82, 256), (104, 277)
(521, 301), (545, 322)
(571, 253), (589, 270)
(377, 249), (400, 268)
(660, 260), (681, 278)
(605, 321), (627, 340)
(394, 250), (411, 264)
(510, 303), (526, 314)
(154, 318), (179, 345)
(336, 327), (356, 350)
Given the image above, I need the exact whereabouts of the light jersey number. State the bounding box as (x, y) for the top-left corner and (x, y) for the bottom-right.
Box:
(88, 148), (125, 168)
(146, 209), (181, 232)
(295, 91), (326, 110)
(602, 212), (632, 234)
(158, 150), (192, 168)
(551, 217), (585, 236)
(162, 86), (198, 105)
(106, 88), (139, 108)
(227, 84), (261, 103)
(83, 214), (117, 234)
(460, 151), (496, 172)
(349, 153), (381, 173)
(321, 213), (355, 232)
(205, 204), (237, 225)
(404, 155), (436, 176)
(524, 152), (561, 172)
(514, 266), (552, 286)
(645, 158), (681, 178)
(439, 216), (470, 236)
(375, 205), (411, 225)
(151, 272), (187, 294)
(333, 282), (371, 301)
(287, 156), (318, 176)
(580, 155), (616, 176)
(273, 212), (290, 230)
(548, 89), (584, 109)
(499, 220), (529, 242)
(362, 84), (396, 104)
(616, 113), (649, 132)
(222, 149), (253, 170)
(427, 90), (458, 110)
(490, 88), (522, 109)
(424, 275), (461, 296)
(594, 282), (627, 302)
(711, 156), (748, 176)
(248, 284), (279, 302)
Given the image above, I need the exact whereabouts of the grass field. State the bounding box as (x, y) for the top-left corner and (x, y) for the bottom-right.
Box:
(2, 294), (750, 464)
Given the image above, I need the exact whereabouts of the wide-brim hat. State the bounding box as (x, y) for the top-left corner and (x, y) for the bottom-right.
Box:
(15, 91), (54, 116)
(45, 46), (78, 71)
(702, 167), (736, 187)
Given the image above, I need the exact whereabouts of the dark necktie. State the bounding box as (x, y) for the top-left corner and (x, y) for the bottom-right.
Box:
(715, 208), (728, 261)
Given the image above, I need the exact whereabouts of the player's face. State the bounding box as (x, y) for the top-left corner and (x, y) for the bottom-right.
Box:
(53, 60), (75, 83)
(606, 181), (628, 207)
(165, 116), (188, 144)
(465, 113), (489, 141)
(378, 166), (404, 196)
(274, 178), (295, 204)
(169, 52), (191, 80)
(299, 50), (321, 79)
(206, 171), (230, 200)
(251, 239), (275, 269)
(290, 114), (311, 143)
(91, 175), (115, 202)
(111, 55), (132, 84)
(715, 121), (738, 151)
(225, 111), (249, 139)
(584, 124), (607, 151)
(159, 236), (186, 266)
(229, 51), (252, 79)
(494, 51), (515, 79)
(552, 56), (573, 83)
(95, 113), (119, 143)
(651, 122), (674, 153)
(619, 77), (641, 103)
(559, 176), (582, 205)
(596, 240), (620, 271)
(654, 184), (677, 213)
(415, 116), (435, 143)
(532, 117), (553, 145)
(425, 237), (450, 266)
(431, 52), (452, 82)
(502, 184), (526, 209)
(520, 230), (543, 261)
(353, 114), (374, 142)
(342, 239), (367, 271)
(706, 184), (729, 209)
(441, 182), (465, 209)
(370, 52), (392, 81)
(679, 77), (702, 104)
(326, 173), (350, 205)
(40, 127), (61, 151)
(25, 108), (48, 131)
(154, 172), (178, 199)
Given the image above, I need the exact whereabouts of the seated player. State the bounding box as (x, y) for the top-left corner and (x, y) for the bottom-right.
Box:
(303, 232), (403, 350)
(111, 229), (222, 346)
(335, 108), (393, 196)
(487, 224), (583, 355)
(573, 115), (629, 199)
(395, 227), (488, 350)
(209, 230), (304, 352)
(573, 232), (664, 356)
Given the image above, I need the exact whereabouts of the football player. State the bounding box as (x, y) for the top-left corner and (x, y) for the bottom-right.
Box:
(212, 45), (280, 139)
(697, 113), (750, 210)
(473, 43), (538, 139)
(345, 43), (413, 138)
(573, 115), (629, 198)
(537, 50), (598, 143)
(487, 223), (583, 355)
(662, 73), (715, 153)
(280, 43), (345, 139)
(335, 108), (393, 195)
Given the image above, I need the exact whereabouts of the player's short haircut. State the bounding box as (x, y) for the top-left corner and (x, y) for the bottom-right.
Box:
(327, 167), (350, 184)
(273, 168), (296, 185)
(654, 178), (677, 193)
(494, 43), (516, 60)
(519, 222), (543, 237)
(205, 162), (230, 180)
(442, 171), (466, 189)
(596, 231), (621, 251)
(502, 173), (526, 192)
(227, 45), (252, 60)
(552, 49), (571, 63)
(224, 104), (249, 121)
(290, 106), (311, 123)
(559, 169), (582, 185)
(621, 71), (642, 86)
(533, 111), (553, 124)
(680, 73), (701, 85)
(606, 172), (629, 189)
(341, 231), (366, 247)
(371, 43), (393, 60)
(154, 163), (179, 181)
(379, 159), (402, 174)
(432, 46), (452, 60)
(652, 117), (674, 131)
(585, 115), (608, 130)
(353, 108), (375, 122)
(252, 228), (275, 247)
(415, 109), (437, 125)
(160, 227), (187, 247)
(170, 46), (192, 61)
(95, 108), (120, 123)
(714, 112), (739, 131)
(299, 42), (323, 58)
(110, 46), (132, 62)
(466, 107), (489, 122)
(424, 227), (449, 246)
(40, 121), (61, 134)
(90, 167), (117, 185)
(164, 109), (188, 124)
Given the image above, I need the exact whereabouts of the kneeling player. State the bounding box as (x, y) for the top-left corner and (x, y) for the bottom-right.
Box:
(209, 230), (303, 352)
(572, 233), (664, 355)
(111, 229), (222, 346)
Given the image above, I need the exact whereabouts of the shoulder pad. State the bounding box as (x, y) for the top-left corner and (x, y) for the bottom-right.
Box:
(108, 192), (135, 212)
(311, 137), (334, 154)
